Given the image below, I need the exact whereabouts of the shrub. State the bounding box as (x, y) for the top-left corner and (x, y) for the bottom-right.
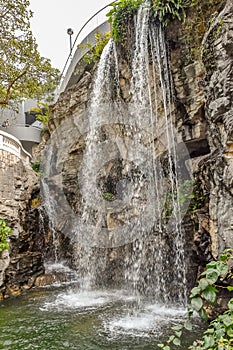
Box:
(0, 220), (13, 254)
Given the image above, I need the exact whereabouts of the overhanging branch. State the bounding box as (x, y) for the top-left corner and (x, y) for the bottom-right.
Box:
(0, 69), (28, 106)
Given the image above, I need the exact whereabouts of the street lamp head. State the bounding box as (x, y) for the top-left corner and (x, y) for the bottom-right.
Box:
(67, 28), (74, 36)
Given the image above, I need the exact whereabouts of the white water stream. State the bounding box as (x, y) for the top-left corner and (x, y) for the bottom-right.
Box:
(42, 3), (191, 313)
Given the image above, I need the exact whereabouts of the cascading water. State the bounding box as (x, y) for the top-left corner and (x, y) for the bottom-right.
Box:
(42, 3), (190, 305)
(154, 24), (187, 303)
(123, 5), (187, 304)
(71, 38), (121, 288)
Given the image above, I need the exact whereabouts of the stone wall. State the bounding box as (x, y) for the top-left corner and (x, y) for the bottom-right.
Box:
(0, 150), (46, 298)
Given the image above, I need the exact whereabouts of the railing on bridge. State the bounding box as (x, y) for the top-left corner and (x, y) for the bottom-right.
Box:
(57, 1), (117, 94)
(0, 130), (31, 163)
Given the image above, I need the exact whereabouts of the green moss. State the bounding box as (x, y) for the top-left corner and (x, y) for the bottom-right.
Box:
(178, 0), (223, 64)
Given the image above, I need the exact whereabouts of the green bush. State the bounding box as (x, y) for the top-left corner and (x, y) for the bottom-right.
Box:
(0, 219), (12, 254)
(30, 102), (50, 126)
(152, 0), (187, 26)
(31, 161), (41, 173)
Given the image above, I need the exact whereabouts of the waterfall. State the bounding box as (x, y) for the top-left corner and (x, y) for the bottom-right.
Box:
(148, 22), (187, 302)
(41, 146), (61, 263)
(123, 5), (187, 304)
(42, 4), (189, 305)
(72, 38), (121, 288)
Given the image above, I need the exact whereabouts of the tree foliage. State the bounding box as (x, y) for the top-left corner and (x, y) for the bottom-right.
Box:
(0, 0), (60, 108)
(107, 0), (143, 42)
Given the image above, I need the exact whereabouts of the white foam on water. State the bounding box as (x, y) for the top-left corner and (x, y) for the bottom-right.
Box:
(44, 261), (74, 273)
(105, 303), (186, 338)
(40, 290), (111, 311)
(40, 289), (137, 312)
(145, 303), (186, 317)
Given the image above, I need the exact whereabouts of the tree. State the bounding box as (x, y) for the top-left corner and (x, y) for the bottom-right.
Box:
(0, 0), (60, 108)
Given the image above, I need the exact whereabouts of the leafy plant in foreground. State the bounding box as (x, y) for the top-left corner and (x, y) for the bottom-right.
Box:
(157, 249), (233, 349)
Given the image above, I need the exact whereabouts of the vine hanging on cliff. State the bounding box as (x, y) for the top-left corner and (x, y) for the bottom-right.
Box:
(107, 0), (143, 42)
(107, 0), (198, 43)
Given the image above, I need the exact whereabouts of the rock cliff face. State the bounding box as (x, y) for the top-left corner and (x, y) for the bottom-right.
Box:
(1, 0), (232, 298)
(0, 152), (47, 298)
(46, 0), (233, 291)
(201, 1), (233, 257)
(167, 0), (233, 264)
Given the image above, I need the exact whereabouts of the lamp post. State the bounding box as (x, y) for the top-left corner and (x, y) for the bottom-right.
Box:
(67, 28), (74, 58)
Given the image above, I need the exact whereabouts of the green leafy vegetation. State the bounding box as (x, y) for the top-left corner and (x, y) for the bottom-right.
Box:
(179, 0), (223, 64)
(106, 0), (199, 43)
(31, 161), (41, 174)
(152, 0), (187, 26)
(107, 0), (143, 42)
(163, 179), (205, 221)
(30, 102), (50, 126)
(102, 192), (116, 201)
(0, 220), (13, 254)
(107, 0), (223, 47)
(78, 31), (111, 64)
(157, 249), (233, 349)
(0, 0), (60, 108)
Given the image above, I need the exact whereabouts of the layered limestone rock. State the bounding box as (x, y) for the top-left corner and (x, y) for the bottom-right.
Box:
(201, 0), (233, 257)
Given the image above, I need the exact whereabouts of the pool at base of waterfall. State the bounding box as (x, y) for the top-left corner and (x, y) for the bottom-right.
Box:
(0, 285), (205, 350)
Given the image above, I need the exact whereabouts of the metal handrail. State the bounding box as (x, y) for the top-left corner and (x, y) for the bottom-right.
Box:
(59, 1), (118, 84)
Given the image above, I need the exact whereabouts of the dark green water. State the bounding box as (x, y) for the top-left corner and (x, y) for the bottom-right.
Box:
(0, 285), (204, 350)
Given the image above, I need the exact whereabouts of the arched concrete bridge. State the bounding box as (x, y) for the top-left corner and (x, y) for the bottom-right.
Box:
(59, 20), (110, 93)
(58, 1), (117, 94)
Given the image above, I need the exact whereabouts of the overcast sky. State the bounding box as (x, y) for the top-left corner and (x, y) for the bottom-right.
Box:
(30, 0), (113, 71)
